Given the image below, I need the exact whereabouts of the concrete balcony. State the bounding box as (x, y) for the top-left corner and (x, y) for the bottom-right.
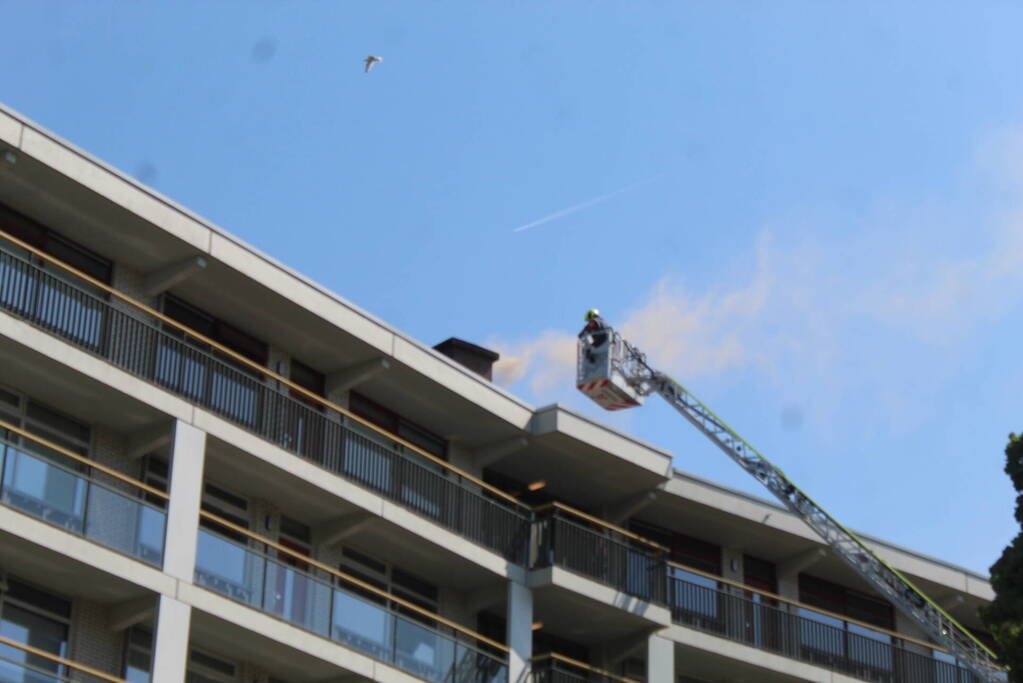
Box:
(530, 653), (638, 683)
(525, 505), (671, 651)
(0, 238), (533, 566)
(664, 566), (994, 683)
(193, 513), (509, 683)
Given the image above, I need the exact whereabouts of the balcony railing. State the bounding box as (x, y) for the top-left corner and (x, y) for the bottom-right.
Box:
(0, 421), (167, 567)
(532, 504), (667, 604)
(194, 511), (508, 683)
(667, 567), (986, 683)
(0, 233), (531, 563)
(0, 635), (127, 683)
(530, 654), (640, 683)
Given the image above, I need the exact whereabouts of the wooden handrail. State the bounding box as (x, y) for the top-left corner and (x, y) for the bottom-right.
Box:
(0, 418), (168, 500)
(0, 635), (127, 683)
(0, 228), (526, 508)
(530, 652), (641, 683)
(196, 510), (509, 654)
(665, 560), (950, 654)
(534, 502), (669, 552)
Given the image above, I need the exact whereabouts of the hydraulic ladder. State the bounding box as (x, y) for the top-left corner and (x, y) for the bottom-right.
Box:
(576, 320), (1003, 682)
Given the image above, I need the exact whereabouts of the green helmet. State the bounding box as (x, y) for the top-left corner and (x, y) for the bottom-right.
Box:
(584, 309), (600, 321)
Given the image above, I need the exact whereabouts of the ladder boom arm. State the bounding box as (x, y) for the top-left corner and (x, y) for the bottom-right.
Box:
(580, 326), (1002, 680)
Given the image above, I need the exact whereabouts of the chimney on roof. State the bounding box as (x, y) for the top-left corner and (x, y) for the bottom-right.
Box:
(433, 338), (500, 381)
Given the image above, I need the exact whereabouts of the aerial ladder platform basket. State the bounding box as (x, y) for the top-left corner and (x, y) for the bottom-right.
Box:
(576, 326), (644, 411)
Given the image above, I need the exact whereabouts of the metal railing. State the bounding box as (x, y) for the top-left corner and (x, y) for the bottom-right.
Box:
(194, 512), (508, 683)
(0, 424), (167, 567)
(667, 571), (986, 683)
(530, 654), (640, 683)
(0, 239), (531, 563)
(532, 504), (667, 604)
(0, 635), (127, 683)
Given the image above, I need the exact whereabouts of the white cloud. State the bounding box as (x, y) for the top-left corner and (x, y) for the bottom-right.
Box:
(490, 127), (1023, 437)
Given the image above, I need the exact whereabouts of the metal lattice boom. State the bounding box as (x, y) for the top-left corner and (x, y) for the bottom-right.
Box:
(583, 328), (1002, 682)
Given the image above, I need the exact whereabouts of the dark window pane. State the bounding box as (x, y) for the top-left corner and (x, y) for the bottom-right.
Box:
(164, 295), (216, 338)
(0, 387), (19, 408)
(45, 234), (112, 284)
(349, 393), (398, 433)
(189, 650), (235, 676)
(743, 555), (777, 593)
(279, 515), (311, 543)
(203, 483), (248, 512)
(0, 204), (46, 249)
(350, 392), (447, 460)
(341, 546), (387, 575)
(6, 578), (72, 618)
(25, 402), (90, 446)
(215, 320), (267, 365)
(391, 567), (438, 603)
(397, 422), (445, 459)
(290, 360), (325, 396)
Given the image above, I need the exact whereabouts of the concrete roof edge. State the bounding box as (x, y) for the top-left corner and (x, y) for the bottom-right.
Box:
(670, 468), (991, 584)
(0, 102), (536, 417)
(534, 403), (674, 460)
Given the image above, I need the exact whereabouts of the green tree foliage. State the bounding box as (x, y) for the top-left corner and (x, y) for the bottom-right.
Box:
(981, 432), (1023, 679)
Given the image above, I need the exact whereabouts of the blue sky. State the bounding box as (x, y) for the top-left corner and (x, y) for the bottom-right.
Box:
(3, 1), (1021, 574)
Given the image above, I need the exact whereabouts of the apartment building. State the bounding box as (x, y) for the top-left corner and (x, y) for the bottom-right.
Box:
(0, 102), (1002, 683)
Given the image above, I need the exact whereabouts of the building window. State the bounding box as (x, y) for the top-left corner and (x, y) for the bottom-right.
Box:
(161, 295), (268, 367)
(743, 555), (777, 594)
(0, 386), (93, 532)
(799, 573), (894, 631)
(0, 577), (72, 679)
(0, 203), (112, 284)
(123, 628), (238, 683)
(143, 459), (250, 534)
(270, 515), (314, 627)
(143, 459), (254, 599)
(276, 359), (327, 460)
(349, 392), (446, 460)
(339, 546), (439, 617)
(335, 546), (443, 674)
(0, 203), (112, 351)
(0, 385), (91, 459)
(345, 393), (449, 518)
(289, 360), (325, 405)
(123, 626), (152, 683)
(155, 295), (267, 428)
(630, 519), (721, 576)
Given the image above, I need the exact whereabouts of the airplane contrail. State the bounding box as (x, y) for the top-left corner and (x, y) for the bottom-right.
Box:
(511, 176), (660, 233)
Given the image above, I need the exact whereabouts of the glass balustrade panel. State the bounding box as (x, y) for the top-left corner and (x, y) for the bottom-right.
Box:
(82, 485), (166, 567)
(0, 655), (67, 683)
(0, 440), (166, 566)
(1, 446), (86, 533)
(263, 559), (331, 637)
(393, 617), (454, 682)
(331, 589), (394, 662)
(194, 530), (264, 608)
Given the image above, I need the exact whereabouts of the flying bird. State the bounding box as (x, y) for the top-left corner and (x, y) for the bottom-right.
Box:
(364, 56), (383, 73)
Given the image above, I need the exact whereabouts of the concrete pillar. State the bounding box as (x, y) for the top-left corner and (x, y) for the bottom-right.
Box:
(646, 634), (674, 683)
(151, 595), (191, 683)
(162, 421), (206, 583)
(506, 581), (533, 683)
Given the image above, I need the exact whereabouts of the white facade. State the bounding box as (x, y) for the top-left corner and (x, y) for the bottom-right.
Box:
(0, 102), (1000, 683)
